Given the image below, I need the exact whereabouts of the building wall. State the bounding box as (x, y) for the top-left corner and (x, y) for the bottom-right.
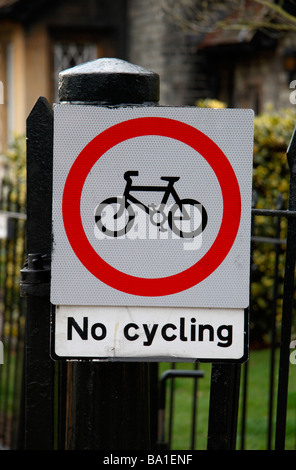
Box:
(228, 47), (294, 112)
(271, 35), (296, 109)
(0, 0), (127, 149)
(1, 0), (295, 154)
(127, 0), (209, 105)
(0, 20), (27, 149)
(25, 23), (51, 120)
(200, 33), (296, 113)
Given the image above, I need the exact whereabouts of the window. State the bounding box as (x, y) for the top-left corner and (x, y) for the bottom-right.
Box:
(53, 42), (97, 101)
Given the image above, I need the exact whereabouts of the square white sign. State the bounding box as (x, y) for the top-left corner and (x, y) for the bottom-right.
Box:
(52, 305), (247, 362)
(51, 105), (254, 309)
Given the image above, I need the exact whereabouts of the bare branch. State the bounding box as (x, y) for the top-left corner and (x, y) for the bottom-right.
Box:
(151, 0), (296, 35)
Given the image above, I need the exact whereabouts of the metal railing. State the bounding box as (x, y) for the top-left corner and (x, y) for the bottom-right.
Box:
(0, 142), (296, 450)
(159, 193), (296, 450)
(0, 178), (26, 449)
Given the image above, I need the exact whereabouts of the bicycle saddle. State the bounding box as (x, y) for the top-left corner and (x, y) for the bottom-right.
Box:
(160, 176), (180, 183)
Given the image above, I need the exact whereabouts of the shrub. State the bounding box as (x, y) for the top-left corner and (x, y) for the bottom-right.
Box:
(196, 100), (296, 345)
(251, 106), (295, 345)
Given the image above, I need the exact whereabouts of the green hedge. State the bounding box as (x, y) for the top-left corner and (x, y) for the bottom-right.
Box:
(251, 106), (295, 345)
(197, 101), (296, 345)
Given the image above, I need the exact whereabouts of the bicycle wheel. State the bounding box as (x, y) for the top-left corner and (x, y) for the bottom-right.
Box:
(95, 197), (135, 237)
(168, 198), (208, 238)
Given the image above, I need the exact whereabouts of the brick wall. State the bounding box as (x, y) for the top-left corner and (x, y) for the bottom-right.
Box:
(127, 0), (209, 105)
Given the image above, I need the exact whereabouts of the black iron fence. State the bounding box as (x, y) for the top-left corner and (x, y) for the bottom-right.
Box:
(0, 100), (296, 450)
(0, 176), (26, 449)
(0, 180), (295, 450)
(158, 194), (296, 450)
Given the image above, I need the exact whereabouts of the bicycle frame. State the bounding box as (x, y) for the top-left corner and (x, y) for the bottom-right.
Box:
(123, 171), (182, 215)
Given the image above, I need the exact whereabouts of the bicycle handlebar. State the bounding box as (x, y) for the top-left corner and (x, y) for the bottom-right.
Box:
(124, 171), (139, 182)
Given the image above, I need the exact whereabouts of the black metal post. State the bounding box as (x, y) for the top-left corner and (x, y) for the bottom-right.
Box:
(207, 362), (241, 450)
(58, 58), (159, 450)
(20, 97), (55, 449)
(275, 127), (296, 449)
(267, 196), (283, 450)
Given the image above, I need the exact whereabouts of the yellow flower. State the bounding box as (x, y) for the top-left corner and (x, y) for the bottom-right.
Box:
(195, 98), (227, 109)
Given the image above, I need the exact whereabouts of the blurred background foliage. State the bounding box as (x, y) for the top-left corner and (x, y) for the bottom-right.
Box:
(251, 106), (295, 346)
(0, 134), (26, 211)
(3, 134), (26, 182)
(197, 100), (295, 346)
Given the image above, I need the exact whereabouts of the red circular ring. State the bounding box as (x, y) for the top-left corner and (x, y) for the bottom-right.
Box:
(62, 117), (241, 297)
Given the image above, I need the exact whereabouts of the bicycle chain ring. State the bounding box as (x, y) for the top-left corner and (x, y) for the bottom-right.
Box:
(148, 203), (168, 232)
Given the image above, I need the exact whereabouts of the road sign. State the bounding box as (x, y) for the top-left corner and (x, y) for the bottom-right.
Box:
(51, 105), (253, 308)
(53, 306), (248, 362)
(51, 105), (253, 361)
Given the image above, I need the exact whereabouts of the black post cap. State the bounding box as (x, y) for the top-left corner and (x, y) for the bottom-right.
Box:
(58, 57), (160, 104)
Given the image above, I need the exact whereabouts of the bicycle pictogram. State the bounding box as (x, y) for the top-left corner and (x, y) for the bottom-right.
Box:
(94, 171), (208, 239)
